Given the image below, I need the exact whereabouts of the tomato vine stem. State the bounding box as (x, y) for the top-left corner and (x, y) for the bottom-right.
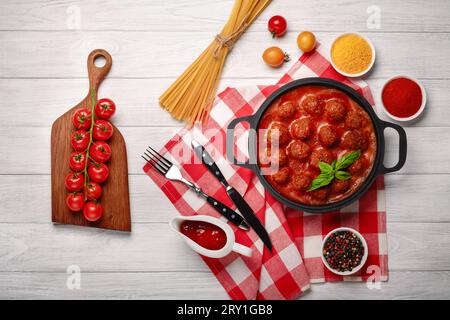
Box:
(83, 87), (97, 199)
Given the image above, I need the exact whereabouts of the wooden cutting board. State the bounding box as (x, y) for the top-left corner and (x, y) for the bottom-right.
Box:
(51, 49), (131, 232)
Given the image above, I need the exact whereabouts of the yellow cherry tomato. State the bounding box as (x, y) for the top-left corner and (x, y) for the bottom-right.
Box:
(297, 31), (316, 53)
(262, 47), (290, 68)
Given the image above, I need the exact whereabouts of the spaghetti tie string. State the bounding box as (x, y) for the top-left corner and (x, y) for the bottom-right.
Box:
(213, 20), (250, 58)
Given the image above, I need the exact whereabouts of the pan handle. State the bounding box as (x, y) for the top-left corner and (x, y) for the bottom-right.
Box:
(379, 120), (407, 174)
(226, 115), (258, 171)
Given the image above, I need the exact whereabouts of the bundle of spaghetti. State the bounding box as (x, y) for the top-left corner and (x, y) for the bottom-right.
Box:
(159, 0), (272, 126)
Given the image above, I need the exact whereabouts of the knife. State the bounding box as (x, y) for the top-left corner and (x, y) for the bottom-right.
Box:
(191, 140), (273, 251)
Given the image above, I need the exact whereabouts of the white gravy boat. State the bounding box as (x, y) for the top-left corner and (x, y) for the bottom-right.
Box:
(170, 215), (253, 259)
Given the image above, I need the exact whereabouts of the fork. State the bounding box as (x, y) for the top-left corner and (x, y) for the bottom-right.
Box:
(142, 147), (250, 231)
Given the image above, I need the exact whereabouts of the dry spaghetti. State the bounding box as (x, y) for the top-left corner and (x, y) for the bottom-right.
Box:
(159, 0), (272, 126)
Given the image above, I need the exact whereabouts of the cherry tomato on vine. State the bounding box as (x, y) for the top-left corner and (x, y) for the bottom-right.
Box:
(92, 120), (113, 141)
(89, 141), (111, 163)
(69, 151), (87, 172)
(71, 130), (90, 151)
(88, 163), (109, 183)
(268, 15), (287, 38)
(66, 192), (85, 212)
(262, 47), (290, 68)
(83, 201), (103, 222)
(95, 98), (116, 120)
(72, 108), (92, 130)
(85, 182), (103, 200)
(64, 172), (85, 192)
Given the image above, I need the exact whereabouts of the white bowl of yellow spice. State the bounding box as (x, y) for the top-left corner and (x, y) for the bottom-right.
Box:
(330, 33), (376, 78)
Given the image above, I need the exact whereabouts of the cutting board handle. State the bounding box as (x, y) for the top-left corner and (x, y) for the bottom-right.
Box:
(87, 49), (113, 92)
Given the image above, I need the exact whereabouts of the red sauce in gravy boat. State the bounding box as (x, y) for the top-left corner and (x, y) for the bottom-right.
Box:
(170, 215), (252, 259)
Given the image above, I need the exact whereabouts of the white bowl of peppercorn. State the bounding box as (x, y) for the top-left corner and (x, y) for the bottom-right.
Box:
(321, 227), (368, 276)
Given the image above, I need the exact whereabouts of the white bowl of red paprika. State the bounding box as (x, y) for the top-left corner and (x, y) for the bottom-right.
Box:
(321, 227), (368, 276)
(381, 75), (426, 122)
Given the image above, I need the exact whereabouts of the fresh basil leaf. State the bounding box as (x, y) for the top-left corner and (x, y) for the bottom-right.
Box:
(307, 173), (334, 192)
(335, 150), (361, 170)
(318, 162), (333, 174)
(331, 160), (337, 169)
(308, 151), (360, 192)
(335, 170), (351, 180)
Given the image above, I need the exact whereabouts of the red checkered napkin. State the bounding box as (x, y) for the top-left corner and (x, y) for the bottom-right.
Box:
(144, 98), (311, 300)
(144, 44), (388, 300)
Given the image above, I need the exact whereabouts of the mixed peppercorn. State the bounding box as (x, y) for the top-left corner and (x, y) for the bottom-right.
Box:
(323, 230), (365, 272)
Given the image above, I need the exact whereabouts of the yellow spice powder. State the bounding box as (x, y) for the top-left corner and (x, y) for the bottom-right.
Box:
(331, 34), (373, 74)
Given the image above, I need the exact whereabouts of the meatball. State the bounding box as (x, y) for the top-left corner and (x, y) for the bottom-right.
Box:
(288, 141), (311, 160)
(272, 167), (291, 185)
(278, 101), (297, 119)
(267, 122), (290, 146)
(301, 95), (324, 117)
(345, 111), (363, 129)
(341, 130), (368, 150)
(277, 149), (288, 167)
(259, 146), (272, 168)
(292, 174), (311, 191)
(348, 157), (367, 175)
(331, 179), (350, 194)
(318, 125), (339, 147)
(267, 148), (288, 167)
(324, 99), (347, 122)
(290, 117), (313, 140)
(289, 159), (309, 173)
(310, 148), (334, 168)
(310, 187), (330, 200)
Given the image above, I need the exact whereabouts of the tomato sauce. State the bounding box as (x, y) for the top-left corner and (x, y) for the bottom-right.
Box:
(179, 220), (227, 250)
(257, 86), (377, 206)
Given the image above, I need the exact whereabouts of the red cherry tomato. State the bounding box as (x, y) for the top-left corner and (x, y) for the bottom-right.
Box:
(69, 151), (87, 172)
(72, 108), (92, 130)
(95, 98), (116, 120)
(85, 182), (103, 200)
(268, 15), (287, 38)
(64, 172), (85, 192)
(83, 201), (103, 222)
(92, 120), (113, 141)
(88, 163), (109, 183)
(89, 141), (111, 163)
(71, 130), (90, 151)
(66, 192), (85, 212)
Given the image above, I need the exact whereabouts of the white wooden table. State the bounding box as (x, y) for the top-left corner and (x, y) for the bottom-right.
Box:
(1, 0), (450, 300)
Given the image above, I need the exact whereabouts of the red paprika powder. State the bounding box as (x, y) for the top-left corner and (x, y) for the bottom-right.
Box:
(382, 77), (423, 118)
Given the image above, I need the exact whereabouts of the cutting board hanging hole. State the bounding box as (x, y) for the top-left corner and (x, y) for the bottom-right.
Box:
(94, 55), (106, 68)
(87, 49), (112, 94)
